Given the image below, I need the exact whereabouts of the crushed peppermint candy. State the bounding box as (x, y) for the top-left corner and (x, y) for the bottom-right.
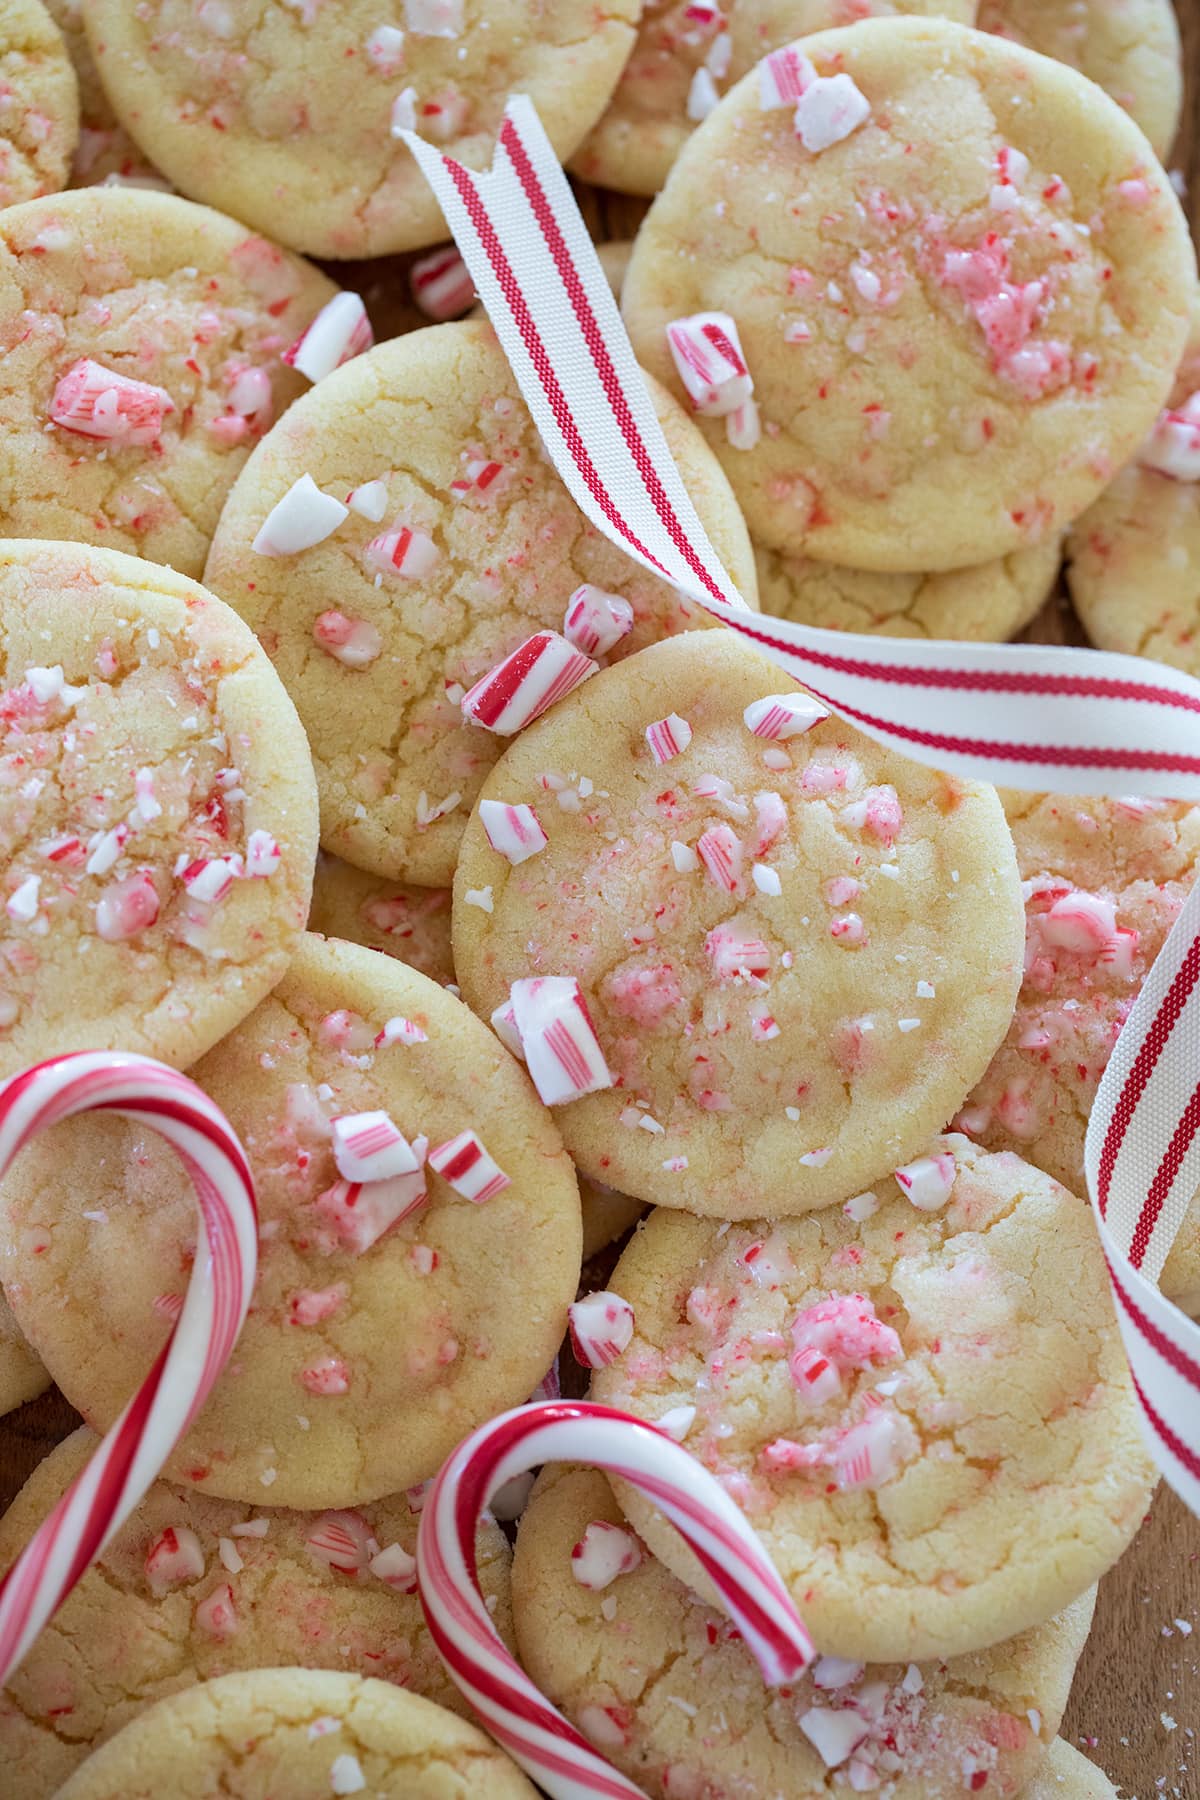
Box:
(283, 292), (372, 384)
(479, 799), (548, 865)
(569, 1290), (635, 1367)
(744, 692), (828, 738)
(370, 1541), (418, 1590)
(1139, 390), (1200, 481)
(363, 522), (440, 579)
(410, 245), (475, 319)
(571, 1520), (642, 1589)
(50, 357), (174, 446)
(404, 0), (463, 34)
(314, 1170), (426, 1254)
(95, 871), (159, 942)
(509, 975), (613, 1104)
(793, 72), (871, 153)
(331, 1111), (420, 1184)
(893, 1147), (957, 1211)
(666, 311), (753, 417)
(563, 584), (634, 657)
(144, 1525), (205, 1594)
(390, 87), (418, 134)
(375, 1015), (428, 1047)
(330, 1752), (367, 1795)
(365, 22), (406, 72)
(304, 1509), (374, 1573)
(645, 713), (693, 764)
(253, 474), (348, 556)
(697, 822), (743, 892)
(347, 479), (389, 521)
(428, 1129), (511, 1202)
(759, 45), (814, 110)
(462, 632), (598, 735)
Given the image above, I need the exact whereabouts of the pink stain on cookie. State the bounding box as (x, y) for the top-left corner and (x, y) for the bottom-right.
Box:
(300, 1356), (351, 1395)
(939, 233), (1072, 398)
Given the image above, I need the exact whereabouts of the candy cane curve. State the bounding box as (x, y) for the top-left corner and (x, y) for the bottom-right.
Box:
(0, 1051), (257, 1682)
(416, 1400), (814, 1799)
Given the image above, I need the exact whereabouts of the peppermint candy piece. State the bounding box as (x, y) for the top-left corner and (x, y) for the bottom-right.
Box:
(283, 292), (373, 384)
(462, 632), (598, 735)
(144, 1525), (205, 1595)
(479, 799), (548, 865)
(509, 976), (613, 1104)
(428, 1130), (511, 1203)
(347, 479), (389, 521)
(793, 73), (871, 152)
(304, 1509), (375, 1573)
(314, 1170), (427, 1254)
(744, 693), (829, 739)
(1139, 392), (1200, 481)
(365, 23), (405, 73)
(893, 1147), (957, 1211)
(411, 246), (475, 320)
(571, 1521), (641, 1589)
(50, 357), (174, 446)
(563, 584), (634, 657)
(665, 311), (753, 418)
(252, 474), (348, 556)
(405, 0), (462, 35)
(370, 1541), (418, 1590)
(331, 1111), (421, 1183)
(759, 45), (814, 110)
(645, 713), (692, 764)
(697, 823), (743, 892)
(363, 523), (440, 579)
(569, 1290), (635, 1368)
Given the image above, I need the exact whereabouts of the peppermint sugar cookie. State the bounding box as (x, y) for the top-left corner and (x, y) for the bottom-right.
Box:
(591, 1139), (1155, 1662)
(0, 1291), (48, 1416)
(622, 17), (1195, 571)
(0, 540), (317, 1077)
(454, 631), (1024, 1218)
(204, 321), (758, 888)
(0, 935), (582, 1507)
(756, 535), (1060, 641)
(977, 0), (1183, 162)
(81, 0), (639, 260)
(572, 0), (975, 197)
(309, 853), (455, 987)
(513, 1465), (1095, 1800)
(959, 790), (1200, 1316)
(0, 186), (340, 577)
(43, 0), (155, 184)
(0, 1428), (515, 1797)
(0, 0), (78, 206)
(54, 1668), (538, 1799)
(580, 1175), (647, 1262)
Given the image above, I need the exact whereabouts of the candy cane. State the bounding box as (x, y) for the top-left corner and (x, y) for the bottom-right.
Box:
(0, 1052), (256, 1682)
(416, 1401), (813, 1798)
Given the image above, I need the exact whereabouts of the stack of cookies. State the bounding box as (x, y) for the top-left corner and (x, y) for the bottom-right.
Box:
(0, 2), (1194, 1795)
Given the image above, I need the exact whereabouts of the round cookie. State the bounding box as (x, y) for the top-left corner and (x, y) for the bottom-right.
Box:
(958, 790), (1200, 1317)
(977, 0), (1182, 162)
(590, 1139), (1156, 1662)
(0, 1427), (515, 1798)
(1067, 301), (1200, 675)
(572, 0), (975, 198)
(756, 535), (1060, 641)
(0, 0), (78, 205)
(0, 186), (339, 577)
(0, 540), (317, 1077)
(43, 0), (161, 185)
(622, 17), (1195, 572)
(513, 1464), (1096, 1800)
(204, 321), (759, 888)
(0, 1290), (48, 1416)
(309, 854), (455, 987)
(453, 631), (1024, 1218)
(81, 0), (639, 260)
(0, 934), (582, 1508)
(1024, 1740), (1118, 1799)
(54, 1668), (537, 1799)
(579, 1175), (646, 1263)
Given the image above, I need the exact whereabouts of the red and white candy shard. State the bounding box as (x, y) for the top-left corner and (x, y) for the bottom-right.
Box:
(462, 632), (598, 736)
(793, 73), (871, 152)
(705, 924), (769, 981)
(790, 1294), (901, 1385)
(508, 976), (613, 1105)
(697, 822), (743, 892)
(570, 1520), (641, 1590)
(370, 1541), (417, 1590)
(1041, 889), (1118, 953)
(375, 1015), (429, 1047)
(893, 1146), (957, 1211)
(253, 473), (349, 555)
(665, 311), (753, 417)
(95, 871), (159, 942)
(144, 1524), (205, 1594)
(759, 45), (814, 109)
(744, 692), (829, 739)
(428, 1130), (511, 1203)
(450, 457), (504, 500)
(305, 1508), (375, 1573)
(563, 584), (634, 657)
(790, 1340), (842, 1408)
(725, 396), (761, 451)
(314, 1169), (427, 1254)
(799, 1705), (869, 1770)
(301, 1356), (351, 1395)
(834, 1409), (901, 1490)
(194, 1584), (237, 1639)
(490, 999), (524, 1059)
(410, 246), (475, 320)
(181, 856), (241, 904)
(331, 1110), (420, 1183)
(50, 358), (174, 447)
(283, 292), (373, 384)
(479, 799), (548, 865)
(347, 479), (389, 521)
(363, 523), (440, 579)
(645, 712), (693, 765)
(568, 1290), (635, 1368)
(1138, 391), (1200, 481)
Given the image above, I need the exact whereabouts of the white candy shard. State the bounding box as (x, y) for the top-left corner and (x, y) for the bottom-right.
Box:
(410, 245), (475, 319)
(330, 1752), (367, 1795)
(571, 1520), (641, 1589)
(50, 357), (173, 446)
(390, 88), (418, 135)
(144, 1525), (205, 1594)
(252, 474), (348, 556)
(462, 632), (598, 735)
(375, 1015), (429, 1047)
(563, 583), (635, 657)
(490, 999), (525, 1059)
(283, 292), (372, 383)
(1042, 890), (1118, 954)
(687, 66), (720, 121)
(370, 1541), (418, 1590)
(656, 1404), (697, 1441)
(331, 1111), (420, 1183)
(799, 1705), (870, 1768)
(744, 693), (829, 739)
(95, 871), (159, 942)
(365, 23), (405, 73)
(568, 1290), (635, 1368)
(725, 396), (761, 451)
(181, 856), (241, 904)
(314, 1171), (427, 1253)
(363, 523), (440, 579)
(479, 799), (548, 865)
(509, 975), (613, 1104)
(347, 479), (389, 521)
(793, 73), (871, 152)
(313, 610), (383, 668)
(1139, 391), (1200, 481)
(5, 875), (40, 923)
(893, 1147), (956, 1211)
(666, 311), (753, 417)
(404, 0), (462, 34)
(428, 1129), (511, 1203)
(244, 831), (281, 878)
(645, 713), (693, 765)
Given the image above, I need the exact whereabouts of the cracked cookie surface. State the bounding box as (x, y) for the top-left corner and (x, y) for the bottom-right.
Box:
(622, 16), (1194, 571)
(0, 934), (582, 1507)
(591, 1138), (1154, 1662)
(454, 631), (1023, 1217)
(0, 0), (78, 205)
(0, 1426), (514, 1797)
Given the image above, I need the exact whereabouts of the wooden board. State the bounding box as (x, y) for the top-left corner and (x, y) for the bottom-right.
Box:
(3, 7), (1200, 1795)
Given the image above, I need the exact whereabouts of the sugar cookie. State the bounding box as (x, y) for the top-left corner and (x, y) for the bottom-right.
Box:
(958, 790), (1200, 1316)
(309, 854), (455, 987)
(573, 0), (975, 197)
(0, 1426), (514, 1797)
(591, 1140), (1155, 1662)
(0, 187), (339, 576)
(454, 631), (1024, 1218)
(622, 17), (1194, 570)
(0, 935), (582, 1507)
(0, 0), (77, 205)
(1024, 1739), (1118, 1799)
(756, 535), (1060, 641)
(42, 0), (151, 184)
(204, 322), (758, 887)
(0, 1291), (48, 1416)
(513, 1464), (1095, 1799)
(0, 540), (317, 1077)
(82, 0), (639, 259)
(54, 1668), (537, 1799)
(579, 1176), (646, 1263)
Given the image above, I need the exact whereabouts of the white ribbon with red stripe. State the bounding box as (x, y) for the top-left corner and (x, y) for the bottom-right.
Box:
(406, 97), (1200, 1518)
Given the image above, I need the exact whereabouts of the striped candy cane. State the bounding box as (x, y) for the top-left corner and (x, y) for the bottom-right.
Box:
(416, 1401), (813, 1798)
(0, 1052), (257, 1682)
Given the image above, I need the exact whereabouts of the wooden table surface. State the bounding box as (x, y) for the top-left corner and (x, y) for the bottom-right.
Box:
(4, 7), (1200, 1797)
